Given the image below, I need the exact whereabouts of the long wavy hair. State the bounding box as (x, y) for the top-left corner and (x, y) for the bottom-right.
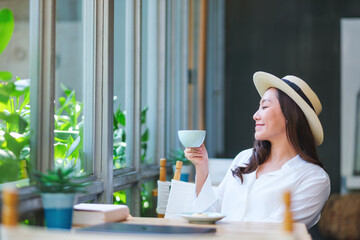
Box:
(232, 88), (323, 183)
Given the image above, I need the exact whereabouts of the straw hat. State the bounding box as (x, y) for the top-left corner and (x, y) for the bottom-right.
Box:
(253, 71), (323, 146)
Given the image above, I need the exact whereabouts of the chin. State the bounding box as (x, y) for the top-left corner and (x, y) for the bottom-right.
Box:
(254, 133), (266, 141)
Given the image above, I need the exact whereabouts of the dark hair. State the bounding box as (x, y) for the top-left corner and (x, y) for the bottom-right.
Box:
(232, 89), (323, 183)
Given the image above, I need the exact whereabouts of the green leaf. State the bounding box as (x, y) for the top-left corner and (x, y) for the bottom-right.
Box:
(74, 102), (83, 122)
(113, 114), (119, 130)
(12, 79), (30, 97)
(65, 136), (81, 159)
(19, 90), (30, 112)
(0, 111), (12, 122)
(141, 128), (149, 142)
(60, 83), (72, 97)
(60, 122), (71, 131)
(54, 143), (67, 159)
(18, 115), (28, 133)
(4, 132), (23, 157)
(0, 8), (14, 55)
(56, 91), (74, 115)
(0, 71), (12, 81)
(0, 101), (7, 111)
(116, 108), (126, 127)
(0, 82), (15, 103)
(141, 106), (148, 124)
(0, 158), (19, 183)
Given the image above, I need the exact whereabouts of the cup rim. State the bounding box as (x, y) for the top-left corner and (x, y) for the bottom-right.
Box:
(178, 130), (206, 133)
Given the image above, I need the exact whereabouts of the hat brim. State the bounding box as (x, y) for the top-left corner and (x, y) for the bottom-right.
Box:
(253, 71), (323, 146)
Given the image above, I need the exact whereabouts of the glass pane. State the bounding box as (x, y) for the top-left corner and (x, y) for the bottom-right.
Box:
(354, 92), (360, 174)
(113, 0), (131, 169)
(141, 180), (157, 217)
(140, 0), (157, 165)
(55, 0), (93, 174)
(0, 2), (31, 184)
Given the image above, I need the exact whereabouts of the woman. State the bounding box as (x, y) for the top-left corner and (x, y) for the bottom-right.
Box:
(185, 71), (330, 229)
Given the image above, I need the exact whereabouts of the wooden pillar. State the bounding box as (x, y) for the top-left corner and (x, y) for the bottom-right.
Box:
(197, 0), (207, 130)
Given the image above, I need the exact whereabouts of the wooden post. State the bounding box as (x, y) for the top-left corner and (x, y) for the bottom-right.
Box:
(173, 161), (183, 181)
(283, 191), (293, 233)
(159, 158), (167, 182)
(157, 158), (167, 218)
(197, 0), (207, 130)
(2, 186), (18, 226)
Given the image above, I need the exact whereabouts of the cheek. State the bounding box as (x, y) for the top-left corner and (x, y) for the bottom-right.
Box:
(268, 112), (286, 130)
(273, 116), (287, 131)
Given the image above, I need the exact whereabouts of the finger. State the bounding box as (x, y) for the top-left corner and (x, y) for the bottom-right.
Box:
(186, 153), (204, 160)
(185, 147), (203, 154)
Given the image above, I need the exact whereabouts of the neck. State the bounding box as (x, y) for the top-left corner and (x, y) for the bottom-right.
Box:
(268, 137), (297, 164)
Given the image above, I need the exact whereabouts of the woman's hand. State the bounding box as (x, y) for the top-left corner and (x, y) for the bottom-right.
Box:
(184, 143), (209, 168)
(184, 144), (209, 195)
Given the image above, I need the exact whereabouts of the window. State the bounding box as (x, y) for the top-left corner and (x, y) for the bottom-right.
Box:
(0, 0), (225, 220)
(54, 0), (94, 174)
(140, 0), (158, 166)
(113, 0), (129, 170)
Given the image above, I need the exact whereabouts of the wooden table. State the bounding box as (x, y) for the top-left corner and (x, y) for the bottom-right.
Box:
(0, 217), (311, 240)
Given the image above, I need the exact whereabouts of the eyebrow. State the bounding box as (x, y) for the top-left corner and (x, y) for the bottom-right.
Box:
(260, 98), (272, 104)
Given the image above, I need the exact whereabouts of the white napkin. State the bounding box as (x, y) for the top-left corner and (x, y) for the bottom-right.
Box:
(165, 179), (196, 218)
(156, 180), (171, 215)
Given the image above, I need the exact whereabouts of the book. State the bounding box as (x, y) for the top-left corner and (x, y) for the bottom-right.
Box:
(72, 203), (130, 226)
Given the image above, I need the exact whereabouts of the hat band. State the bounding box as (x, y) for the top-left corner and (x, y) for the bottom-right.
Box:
(281, 79), (315, 112)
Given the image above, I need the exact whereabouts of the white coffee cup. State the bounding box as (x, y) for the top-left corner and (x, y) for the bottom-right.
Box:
(178, 130), (206, 148)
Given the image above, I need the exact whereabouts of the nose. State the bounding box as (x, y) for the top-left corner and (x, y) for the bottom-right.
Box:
(253, 109), (260, 121)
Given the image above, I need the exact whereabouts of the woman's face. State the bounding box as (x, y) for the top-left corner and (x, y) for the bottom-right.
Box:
(253, 88), (287, 143)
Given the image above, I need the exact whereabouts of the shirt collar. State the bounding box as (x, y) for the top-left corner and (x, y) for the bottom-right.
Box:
(282, 154), (304, 170)
(259, 154), (303, 177)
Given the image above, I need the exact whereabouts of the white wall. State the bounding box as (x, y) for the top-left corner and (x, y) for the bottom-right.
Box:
(341, 19), (360, 190)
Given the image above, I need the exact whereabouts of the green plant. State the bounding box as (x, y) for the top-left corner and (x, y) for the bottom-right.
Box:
(167, 148), (191, 166)
(0, 8), (31, 183)
(32, 166), (88, 193)
(140, 181), (156, 217)
(113, 103), (149, 168)
(113, 190), (127, 205)
(113, 104), (126, 168)
(0, 78), (31, 183)
(54, 84), (83, 170)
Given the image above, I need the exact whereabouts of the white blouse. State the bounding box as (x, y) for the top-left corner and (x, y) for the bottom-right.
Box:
(193, 148), (331, 229)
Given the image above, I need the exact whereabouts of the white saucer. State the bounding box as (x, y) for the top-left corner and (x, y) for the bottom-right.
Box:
(180, 212), (225, 224)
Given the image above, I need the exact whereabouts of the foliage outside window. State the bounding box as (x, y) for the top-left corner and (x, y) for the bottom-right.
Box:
(0, 7), (84, 181)
(0, 8), (30, 184)
(54, 85), (84, 172)
(113, 104), (149, 169)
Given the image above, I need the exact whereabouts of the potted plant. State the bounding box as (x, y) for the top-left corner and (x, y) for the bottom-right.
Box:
(32, 166), (88, 229)
(168, 149), (194, 182)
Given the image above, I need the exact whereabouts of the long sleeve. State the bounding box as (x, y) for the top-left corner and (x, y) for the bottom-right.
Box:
(193, 174), (221, 212)
(193, 149), (253, 213)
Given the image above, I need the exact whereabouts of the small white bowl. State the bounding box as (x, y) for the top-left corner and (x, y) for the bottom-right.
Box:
(178, 130), (206, 148)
